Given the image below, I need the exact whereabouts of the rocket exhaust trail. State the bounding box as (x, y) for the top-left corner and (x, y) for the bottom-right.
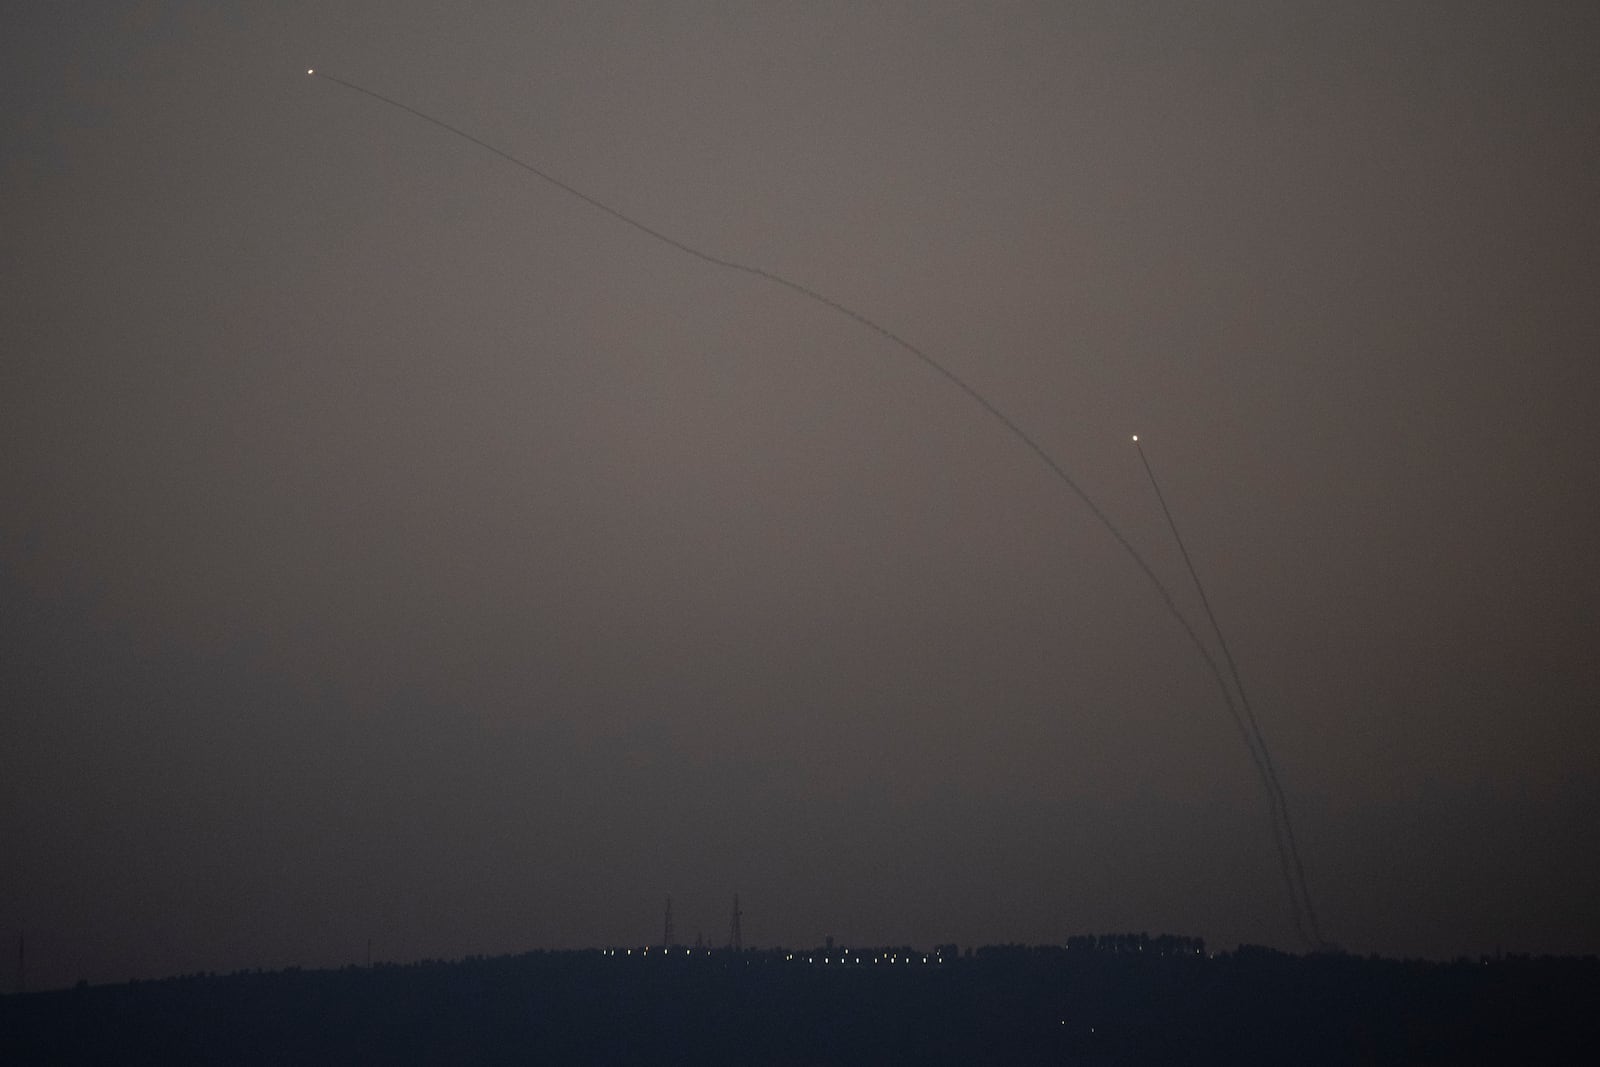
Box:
(1134, 436), (1324, 948)
(303, 70), (1203, 681)
(308, 69), (1320, 949)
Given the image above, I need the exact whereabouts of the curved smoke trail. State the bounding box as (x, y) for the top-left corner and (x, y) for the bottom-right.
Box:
(1133, 438), (1323, 946)
(308, 69), (1321, 950)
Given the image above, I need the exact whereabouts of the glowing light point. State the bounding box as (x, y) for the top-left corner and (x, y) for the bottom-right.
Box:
(1131, 434), (1139, 442)
(307, 68), (315, 75)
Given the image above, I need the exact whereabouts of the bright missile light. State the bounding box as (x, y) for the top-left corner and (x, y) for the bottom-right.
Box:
(1131, 434), (1139, 442)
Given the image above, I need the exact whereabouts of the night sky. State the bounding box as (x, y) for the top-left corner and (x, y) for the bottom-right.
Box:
(4, 2), (1598, 991)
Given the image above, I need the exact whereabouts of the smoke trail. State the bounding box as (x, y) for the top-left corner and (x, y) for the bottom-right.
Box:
(1133, 436), (1323, 947)
(307, 69), (1320, 949)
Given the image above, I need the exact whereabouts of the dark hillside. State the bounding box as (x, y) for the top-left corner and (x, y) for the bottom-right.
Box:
(4, 939), (1597, 1064)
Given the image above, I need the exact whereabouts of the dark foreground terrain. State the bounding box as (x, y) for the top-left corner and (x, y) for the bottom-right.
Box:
(3, 937), (1597, 1064)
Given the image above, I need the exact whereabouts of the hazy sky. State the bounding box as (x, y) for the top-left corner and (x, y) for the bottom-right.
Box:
(4, 2), (1597, 989)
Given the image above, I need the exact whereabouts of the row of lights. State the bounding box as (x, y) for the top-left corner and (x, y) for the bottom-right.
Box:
(774, 952), (941, 965)
(600, 948), (943, 965)
(795, 957), (937, 965)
